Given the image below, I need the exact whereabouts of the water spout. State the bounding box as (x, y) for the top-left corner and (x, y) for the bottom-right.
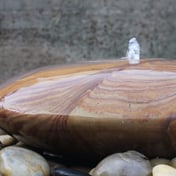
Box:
(126, 38), (140, 64)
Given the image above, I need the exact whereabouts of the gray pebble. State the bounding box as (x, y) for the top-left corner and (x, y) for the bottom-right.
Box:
(89, 151), (152, 176)
(0, 146), (50, 176)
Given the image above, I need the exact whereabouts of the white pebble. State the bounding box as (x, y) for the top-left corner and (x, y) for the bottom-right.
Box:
(153, 164), (176, 176)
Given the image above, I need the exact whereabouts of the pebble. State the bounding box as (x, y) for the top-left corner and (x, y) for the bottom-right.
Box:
(70, 166), (91, 173)
(51, 167), (91, 176)
(152, 164), (176, 176)
(0, 129), (7, 135)
(0, 146), (50, 176)
(150, 158), (171, 167)
(1, 143), (176, 176)
(48, 160), (65, 170)
(0, 135), (17, 148)
(89, 151), (152, 176)
(171, 157), (176, 168)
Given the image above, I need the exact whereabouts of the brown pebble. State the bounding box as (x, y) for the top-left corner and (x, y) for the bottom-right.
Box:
(150, 158), (171, 167)
(171, 157), (176, 168)
(0, 129), (7, 135)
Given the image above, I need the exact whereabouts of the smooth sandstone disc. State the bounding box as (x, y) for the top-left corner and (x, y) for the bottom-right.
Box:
(0, 59), (176, 160)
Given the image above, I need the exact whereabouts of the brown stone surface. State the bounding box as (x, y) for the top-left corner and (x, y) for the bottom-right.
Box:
(0, 59), (176, 160)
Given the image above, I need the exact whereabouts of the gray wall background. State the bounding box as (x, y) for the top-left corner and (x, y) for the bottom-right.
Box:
(0, 0), (176, 83)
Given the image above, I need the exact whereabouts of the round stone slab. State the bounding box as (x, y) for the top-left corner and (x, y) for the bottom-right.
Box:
(0, 146), (50, 176)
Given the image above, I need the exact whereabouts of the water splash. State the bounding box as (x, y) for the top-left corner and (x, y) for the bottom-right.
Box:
(126, 38), (140, 64)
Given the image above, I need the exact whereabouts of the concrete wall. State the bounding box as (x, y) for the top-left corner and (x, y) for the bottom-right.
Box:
(0, 0), (176, 83)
